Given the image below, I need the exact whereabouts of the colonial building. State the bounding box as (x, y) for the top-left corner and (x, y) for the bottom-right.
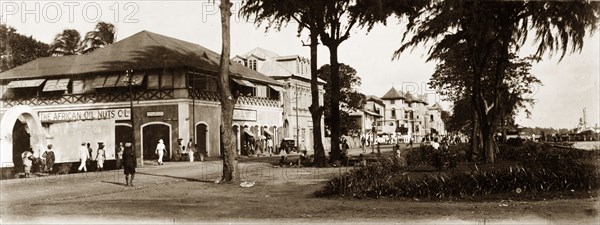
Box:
(349, 95), (384, 144)
(378, 87), (444, 142)
(0, 31), (285, 175)
(232, 48), (325, 152)
(426, 103), (447, 137)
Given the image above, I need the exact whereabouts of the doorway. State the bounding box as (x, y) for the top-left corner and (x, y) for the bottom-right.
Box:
(195, 123), (208, 157)
(142, 123), (171, 160)
(12, 119), (31, 173)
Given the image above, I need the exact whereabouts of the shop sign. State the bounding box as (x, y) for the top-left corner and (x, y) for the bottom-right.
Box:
(233, 109), (257, 121)
(146, 111), (164, 117)
(39, 108), (131, 122)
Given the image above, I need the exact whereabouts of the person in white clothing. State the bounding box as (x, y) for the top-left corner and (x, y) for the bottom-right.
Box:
(156, 139), (167, 165)
(431, 138), (440, 150)
(78, 142), (90, 172)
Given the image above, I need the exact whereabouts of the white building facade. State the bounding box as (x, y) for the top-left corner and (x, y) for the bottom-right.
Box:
(232, 48), (325, 153)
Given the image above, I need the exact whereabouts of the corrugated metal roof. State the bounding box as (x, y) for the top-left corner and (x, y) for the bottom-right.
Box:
(0, 30), (282, 86)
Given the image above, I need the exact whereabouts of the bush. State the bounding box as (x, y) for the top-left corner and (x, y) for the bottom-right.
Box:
(406, 145), (460, 170)
(317, 159), (397, 199)
(319, 142), (600, 200)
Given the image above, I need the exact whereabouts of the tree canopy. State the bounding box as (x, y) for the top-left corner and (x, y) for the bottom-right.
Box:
(1, 24), (50, 71)
(318, 63), (366, 136)
(394, 0), (599, 163)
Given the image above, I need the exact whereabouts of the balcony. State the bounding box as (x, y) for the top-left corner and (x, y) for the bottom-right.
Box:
(237, 95), (279, 108)
(2, 89), (175, 107)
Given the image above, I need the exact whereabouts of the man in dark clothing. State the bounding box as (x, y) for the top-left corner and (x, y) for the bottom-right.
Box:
(123, 142), (136, 186)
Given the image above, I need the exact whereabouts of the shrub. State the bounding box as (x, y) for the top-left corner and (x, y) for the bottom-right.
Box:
(319, 142), (600, 200)
(317, 159), (397, 199)
(406, 145), (460, 170)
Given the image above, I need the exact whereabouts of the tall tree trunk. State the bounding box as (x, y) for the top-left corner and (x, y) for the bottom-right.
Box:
(218, 0), (238, 183)
(308, 29), (326, 167)
(468, 96), (479, 162)
(327, 43), (342, 163)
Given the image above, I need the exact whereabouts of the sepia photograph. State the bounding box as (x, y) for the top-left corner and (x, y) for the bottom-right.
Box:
(0, 0), (599, 224)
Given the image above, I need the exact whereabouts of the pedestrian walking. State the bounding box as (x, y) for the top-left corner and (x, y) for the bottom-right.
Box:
(266, 138), (274, 156)
(116, 142), (124, 169)
(187, 138), (195, 162)
(361, 136), (366, 153)
(21, 149), (34, 177)
(177, 138), (185, 161)
(42, 144), (55, 173)
(78, 142), (90, 172)
(123, 142), (136, 186)
(155, 139), (166, 165)
(86, 143), (94, 170)
(95, 142), (106, 172)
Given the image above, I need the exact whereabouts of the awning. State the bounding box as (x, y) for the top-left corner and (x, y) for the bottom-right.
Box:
(42, 78), (70, 92)
(7, 79), (45, 88)
(232, 78), (255, 87)
(115, 72), (145, 87)
(91, 75), (107, 88)
(263, 129), (274, 137)
(244, 129), (255, 137)
(103, 74), (120, 87)
(268, 84), (285, 92)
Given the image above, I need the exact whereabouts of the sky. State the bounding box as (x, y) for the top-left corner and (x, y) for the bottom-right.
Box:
(1, 0), (599, 129)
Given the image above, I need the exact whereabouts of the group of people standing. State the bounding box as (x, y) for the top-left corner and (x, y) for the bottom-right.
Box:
(77, 142), (107, 172)
(155, 138), (205, 166)
(19, 143), (56, 177)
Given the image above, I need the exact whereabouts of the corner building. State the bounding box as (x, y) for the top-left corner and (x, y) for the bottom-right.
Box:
(232, 48), (326, 153)
(0, 31), (284, 175)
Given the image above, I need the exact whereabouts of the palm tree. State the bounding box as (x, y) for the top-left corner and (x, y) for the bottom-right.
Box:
(80, 22), (116, 54)
(396, 0), (600, 163)
(49, 29), (81, 56)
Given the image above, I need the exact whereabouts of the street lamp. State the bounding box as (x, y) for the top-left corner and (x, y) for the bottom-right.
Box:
(124, 70), (137, 164)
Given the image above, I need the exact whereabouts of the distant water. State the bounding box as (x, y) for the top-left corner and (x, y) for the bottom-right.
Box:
(572, 141), (600, 150)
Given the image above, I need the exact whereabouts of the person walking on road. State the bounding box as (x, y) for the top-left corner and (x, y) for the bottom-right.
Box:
(21, 149), (34, 177)
(42, 144), (55, 173)
(116, 142), (124, 169)
(123, 142), (136, 186)
(78, 142), (90, 172)
(156, 139), (166, 165)
(95, 142), (106, 172)
(187, 138), (195, 162)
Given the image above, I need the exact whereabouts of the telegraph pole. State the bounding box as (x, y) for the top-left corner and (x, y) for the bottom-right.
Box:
(126, 69), (137, 165)
(295, 83), (300, 149)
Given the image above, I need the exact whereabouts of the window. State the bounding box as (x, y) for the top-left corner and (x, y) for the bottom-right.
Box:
(389, 122), (394, 126)
(249, 59), (257, 70)
(391, 108), (396, 118)
(430, 115), (434, 121)
(391, 100), (395, 104)
(296, 60), (300, 74)
(189, 76), (217, 92)
(255, 85), (268, 98)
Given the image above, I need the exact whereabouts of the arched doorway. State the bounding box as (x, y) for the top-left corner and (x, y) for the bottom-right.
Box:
(1, 106), (46, 173)
(141, 123), (171, 161)
(115, 124), (133, 149)
(195, 122), (208, 157)
(12, 119), (31, 173)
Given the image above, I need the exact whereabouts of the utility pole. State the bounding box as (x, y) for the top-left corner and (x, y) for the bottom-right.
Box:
(295, 83), (300, 149)
(126, 69), (137, 165)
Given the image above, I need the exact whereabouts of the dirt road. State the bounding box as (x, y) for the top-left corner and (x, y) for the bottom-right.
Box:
(1, 152), (598, 224)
